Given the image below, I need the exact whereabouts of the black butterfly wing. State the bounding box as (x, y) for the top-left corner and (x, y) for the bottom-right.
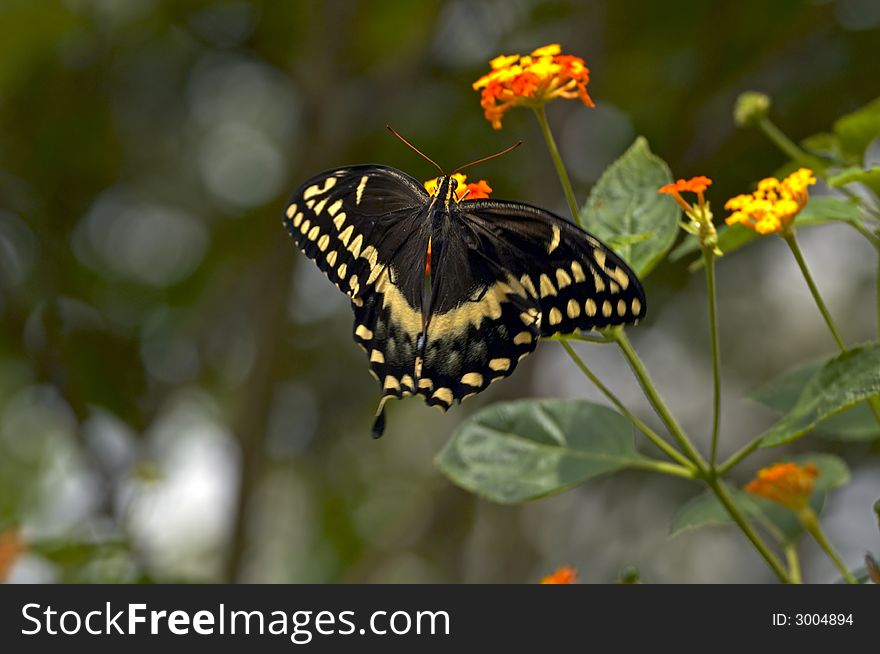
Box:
(460, 199), (647, 334)
(415, 224), (542, 412)
(413, 199), (647, 410)
(283, 164), (429, 301)
(284, 165), (433, 433)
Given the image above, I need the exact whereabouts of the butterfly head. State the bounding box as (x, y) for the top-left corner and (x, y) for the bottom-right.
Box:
(430, 175), (459, 205)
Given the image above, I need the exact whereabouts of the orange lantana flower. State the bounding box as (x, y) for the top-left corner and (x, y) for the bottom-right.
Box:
(473, 44), (595, 129)
(745, 462), (819, 512)
(659, 176), (713, 212)
(725, 168), (816, 235)
(424, 173), (492, 201)
(659, 175), (719, 254)
(0, 529), (25, 582)
(539, 565), (578, 584)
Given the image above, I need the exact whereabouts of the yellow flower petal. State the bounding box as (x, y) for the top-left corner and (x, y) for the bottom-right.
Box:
(531, 44), (562, 57)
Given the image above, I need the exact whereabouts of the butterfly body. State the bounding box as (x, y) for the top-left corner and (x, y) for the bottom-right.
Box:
(284, 165), (646, 437)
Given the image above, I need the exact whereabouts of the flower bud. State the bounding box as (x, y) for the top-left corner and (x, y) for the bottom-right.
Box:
(734, 91), (771, 127)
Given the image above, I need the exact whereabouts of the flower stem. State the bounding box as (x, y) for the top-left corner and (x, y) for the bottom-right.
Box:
(758, 117), (817, 170)
(558, 340), (695, 470)
(707, 477), (791, 583)
(799, 508), (857, 584)
(784, 543), (802, 584)
(533, 105), (582, 226)
(629, 459), (697, 479)
(608, 328), (709, 471)
(534, 109), (787, 581)
(608, 330), (791, 581)
(784, 232), (880, 424)
(782, 232), (846, 353)
(717, 435), (762, 475)
(703, 248), (722, 468)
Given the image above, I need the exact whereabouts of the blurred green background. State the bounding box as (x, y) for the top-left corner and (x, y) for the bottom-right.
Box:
(1, 0), (879, 583)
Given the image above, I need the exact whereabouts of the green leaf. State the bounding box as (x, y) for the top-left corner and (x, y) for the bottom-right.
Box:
(827, 165), (880, 197)
(828, 166), (880, 187)
(760, 343), (880, 447)
(435, 399), (649, 504)
(801, 132), (843, 162)
(673, 196), (868, 269)
(605, 230), (656, 250)
(752, 359), (880, 442)
(670, 454), (849, 543)
(832, 97), (880, 163)
(579, 137), (679, 278)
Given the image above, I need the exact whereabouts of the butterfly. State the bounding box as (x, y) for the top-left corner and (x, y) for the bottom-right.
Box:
(283, 140), (646, 438)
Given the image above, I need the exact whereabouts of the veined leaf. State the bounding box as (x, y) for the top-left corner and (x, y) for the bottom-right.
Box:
(435, 399), (649, 504)
(752, 359), (880, 442)
(579, 137), (679, 278)
(760, 343), (880, 447)
(833, 96), (880, 163)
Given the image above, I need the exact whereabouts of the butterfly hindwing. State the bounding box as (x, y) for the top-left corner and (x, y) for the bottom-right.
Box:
(413, 223), (542, 411)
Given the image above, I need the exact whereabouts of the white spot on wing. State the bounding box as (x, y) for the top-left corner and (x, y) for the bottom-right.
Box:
(548, 224), (561, 254)
(356, 175), (369, 205)
(303, 177), (337, 200)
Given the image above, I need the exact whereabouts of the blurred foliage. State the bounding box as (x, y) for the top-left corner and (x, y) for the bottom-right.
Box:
(1, 0), (879, 583)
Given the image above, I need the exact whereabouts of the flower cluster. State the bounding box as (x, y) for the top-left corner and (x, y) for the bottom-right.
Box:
(424, 173), (492, 201)
(659, 176), (712, 197)
(725, 168), (816, 235)
(473, 44), (595, 129)
(659, 176), (720, 254)
(539, 565), (578, 584)
(745, 462), (819, 512)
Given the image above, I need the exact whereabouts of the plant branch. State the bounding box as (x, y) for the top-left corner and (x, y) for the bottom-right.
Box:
(717, 435), (762, 475)
(799, 508), (857, 584)
(533, 105), (582, 226)
(707, 478), (791, 583)
(704, 248), (722, 468)
(784, 543), (802, 584)
(558, 340), (694, 470)
(783, 232), (846, 353)
(607, 328), (708, 471)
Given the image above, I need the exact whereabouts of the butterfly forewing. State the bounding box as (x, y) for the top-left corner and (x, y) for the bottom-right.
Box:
(283, 165), (429, 302)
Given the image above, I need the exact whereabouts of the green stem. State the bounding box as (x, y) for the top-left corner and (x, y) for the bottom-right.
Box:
(559, 340), (695, 470)
(549, 332), (612, 345)
(782, 232), (846, 353)
(608, 330), (791, 581)
(799, 508), (857, 584)
(535, 110), (787, 581)
(704, 248), (722, 468)
(629, 459), (697, 479)
(784, 544), (802, 584)
(717, 435), (762, 475)
(608, 328), (709, 471)
(784, 232), (880, 424)
(533, 105), (582, 226)
(848, 218), (880, 250)
(707, 478), (791, 583)
(758, 117), (816, 169)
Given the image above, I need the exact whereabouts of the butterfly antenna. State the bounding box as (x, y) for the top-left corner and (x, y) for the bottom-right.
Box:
(386, 125), (444, 175)
(452, 140), (522, 175)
